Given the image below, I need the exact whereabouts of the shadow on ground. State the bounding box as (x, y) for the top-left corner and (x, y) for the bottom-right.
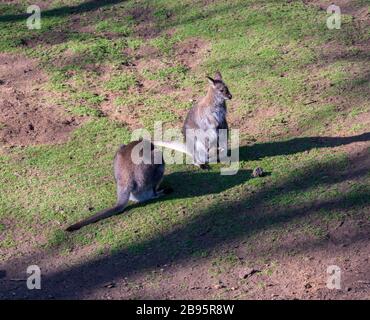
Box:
(241, 132), (370, 161)
(1, 139), (369, 299)
(0, 0), (126, 23)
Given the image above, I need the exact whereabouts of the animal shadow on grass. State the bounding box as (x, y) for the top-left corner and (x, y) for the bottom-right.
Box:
(101, 131), (370, 217)
(128, 168), (254, 211)
(240, 132), (370, 161)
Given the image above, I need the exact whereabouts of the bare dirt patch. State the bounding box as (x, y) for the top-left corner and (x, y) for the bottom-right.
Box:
(130, 6), (159, 39)
(174, 37), (211, 70)
(0, 53), (80, 147)
(135, 44), (161, 60)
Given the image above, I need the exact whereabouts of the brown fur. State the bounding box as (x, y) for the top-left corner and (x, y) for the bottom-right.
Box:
(65, 140), (170, 232)
(182, 71), (232, 165)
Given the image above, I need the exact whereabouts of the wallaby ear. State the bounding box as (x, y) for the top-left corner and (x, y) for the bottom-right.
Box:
(207, 76), (215, 86)
(214, 71), (222, 81)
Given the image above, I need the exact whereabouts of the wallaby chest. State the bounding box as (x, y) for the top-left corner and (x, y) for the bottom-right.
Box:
(199, 102), (227, 130)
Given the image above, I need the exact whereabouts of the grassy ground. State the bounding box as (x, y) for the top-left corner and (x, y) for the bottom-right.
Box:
(0, 0), (369, 299)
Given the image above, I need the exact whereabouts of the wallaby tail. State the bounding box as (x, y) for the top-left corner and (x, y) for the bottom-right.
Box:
(65, 204), (126, 232)
(66, 187), (130, 232)
(152, 140), (192, 156)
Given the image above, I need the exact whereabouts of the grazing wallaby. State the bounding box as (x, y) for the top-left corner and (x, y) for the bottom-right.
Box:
(65, 140), (172, 232)
(182, 71), (232, 167)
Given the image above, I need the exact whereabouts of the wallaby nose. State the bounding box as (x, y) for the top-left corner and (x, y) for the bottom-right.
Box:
(228, 93), (232, 100)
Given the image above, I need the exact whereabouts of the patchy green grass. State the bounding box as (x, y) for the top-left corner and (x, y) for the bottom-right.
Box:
(0, 0), (369, 294)
(95, 16), (134, 36)
(105, 72), (137, 92)
(142, 64), (188, 84)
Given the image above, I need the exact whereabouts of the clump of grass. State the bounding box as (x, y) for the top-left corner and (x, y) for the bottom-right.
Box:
(149, 34), (181, 55)
(104, 72), (137, 92)
(142, 64), (188, 83)
(95, 18), (133, 36)
(46, 229), (68, 248)
(113, 96), (126, 107)
(70, 105), (104, 117)
(127, 38), (144, 50)
(72, 92), (105, 106)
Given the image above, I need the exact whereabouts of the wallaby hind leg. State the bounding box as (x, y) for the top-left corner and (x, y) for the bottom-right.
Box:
(129, 189), (155, 202)
(130, 185), (173, 202)
(116, 184), (130, 207)
(193, 139), (210, 168)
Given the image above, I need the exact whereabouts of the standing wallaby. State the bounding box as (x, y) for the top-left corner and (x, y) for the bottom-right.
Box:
(182, 71), (232, 167)
(65, 140), (172, 232)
